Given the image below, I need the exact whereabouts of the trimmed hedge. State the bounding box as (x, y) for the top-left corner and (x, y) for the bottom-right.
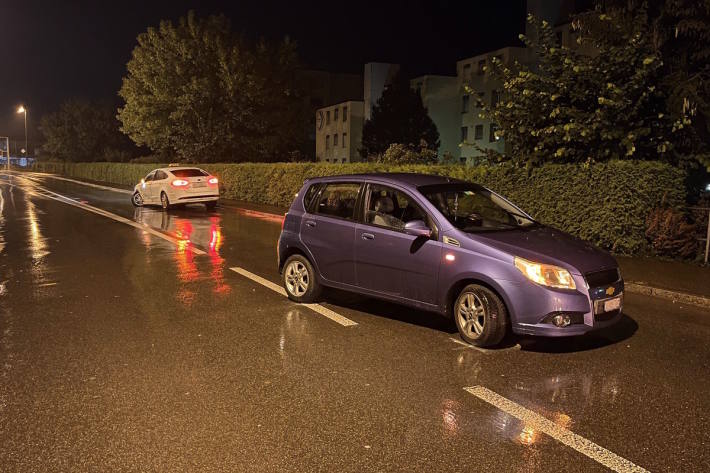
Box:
(30, 161), (685, 255)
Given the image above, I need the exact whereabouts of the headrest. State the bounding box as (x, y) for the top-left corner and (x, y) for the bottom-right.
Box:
(374, 196), (394, 213)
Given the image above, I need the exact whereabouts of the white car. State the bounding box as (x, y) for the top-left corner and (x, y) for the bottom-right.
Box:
(131, 166), (219, 210)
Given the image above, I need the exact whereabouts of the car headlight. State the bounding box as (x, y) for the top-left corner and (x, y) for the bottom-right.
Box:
(514, 256), (576, 290)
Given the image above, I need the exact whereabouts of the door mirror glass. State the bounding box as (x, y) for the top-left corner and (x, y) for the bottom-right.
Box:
(404, 220), (432, 238)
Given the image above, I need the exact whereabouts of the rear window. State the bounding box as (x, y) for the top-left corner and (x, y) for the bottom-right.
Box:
(313, 183), (360, 220)
(170, 168), (208, 178)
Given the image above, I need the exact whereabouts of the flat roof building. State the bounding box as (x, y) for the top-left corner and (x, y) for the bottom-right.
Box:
(315, 101), (364, 163)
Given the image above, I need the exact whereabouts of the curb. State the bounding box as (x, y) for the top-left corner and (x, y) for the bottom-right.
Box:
(625, 282), (710, 309)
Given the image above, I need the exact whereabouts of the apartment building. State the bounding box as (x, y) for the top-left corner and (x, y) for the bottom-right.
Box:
(315, 101), (365, 163)
(315, 63), (398, 163)
(410, 75), (460, 159)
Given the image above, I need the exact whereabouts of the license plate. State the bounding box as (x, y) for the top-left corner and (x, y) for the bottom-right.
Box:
(193, 182), (206, 188)
(603, 297), (621, 312)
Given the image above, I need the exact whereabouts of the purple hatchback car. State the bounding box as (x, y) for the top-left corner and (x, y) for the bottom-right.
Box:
(277, 173), (623, 347)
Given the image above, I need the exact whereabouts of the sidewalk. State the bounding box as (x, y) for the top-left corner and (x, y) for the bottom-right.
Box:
(617, 256), (710, 306)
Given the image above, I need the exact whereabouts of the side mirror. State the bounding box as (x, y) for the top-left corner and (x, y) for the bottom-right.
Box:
(404, 220), (432, 238)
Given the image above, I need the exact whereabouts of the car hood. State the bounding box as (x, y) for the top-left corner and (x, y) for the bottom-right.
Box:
(466, 225), (617, 275)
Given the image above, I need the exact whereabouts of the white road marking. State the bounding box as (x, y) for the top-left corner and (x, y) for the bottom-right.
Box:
(21, 171), (132, 194)
(464, 386), (649, 473)
(2, 175), (205, 255)
(229, 267), (358, 327)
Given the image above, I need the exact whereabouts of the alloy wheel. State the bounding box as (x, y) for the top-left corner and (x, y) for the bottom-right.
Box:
(132, 192), (143, 206)
(284, 261), (309, 297)
(457, 292), (486, 338)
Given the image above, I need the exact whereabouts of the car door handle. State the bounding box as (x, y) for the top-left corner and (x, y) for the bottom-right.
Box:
(361, 233), (375, 240)
(305, 220), (316, 228)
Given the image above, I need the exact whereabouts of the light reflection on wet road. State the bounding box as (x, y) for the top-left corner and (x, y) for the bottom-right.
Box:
(0, 172), (708, 472)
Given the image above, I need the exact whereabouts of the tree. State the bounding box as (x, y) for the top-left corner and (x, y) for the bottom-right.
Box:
(360, 73), (439, 159)
(39, 99), (136, 162)
(376, 142), (438, 165)
(598, 0), (710, 169)
(118, 11), (305, 163)
(476, 9), (681, 167)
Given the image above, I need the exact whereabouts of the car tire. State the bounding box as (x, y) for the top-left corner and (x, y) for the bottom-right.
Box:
(454, 284), (508, 347)
(205, 201), (218, 210)
(282, 254), (322, 303)
(160, 192), (171, 210)
(132, 192), (143, 207)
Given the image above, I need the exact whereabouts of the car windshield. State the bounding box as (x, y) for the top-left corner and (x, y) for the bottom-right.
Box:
(171, 168), (207, 178)
(419, 183), (536, 232)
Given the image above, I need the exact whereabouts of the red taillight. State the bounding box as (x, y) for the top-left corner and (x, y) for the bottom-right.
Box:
(208, 177), (218, 185)
(171, 179), (189, 187)
(281, 213), (287, 230)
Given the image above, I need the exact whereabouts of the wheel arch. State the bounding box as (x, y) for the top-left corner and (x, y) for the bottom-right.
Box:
(444, 275), (514, 323)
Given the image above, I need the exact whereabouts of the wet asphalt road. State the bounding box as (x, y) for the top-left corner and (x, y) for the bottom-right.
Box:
(0, 172), (708, 472)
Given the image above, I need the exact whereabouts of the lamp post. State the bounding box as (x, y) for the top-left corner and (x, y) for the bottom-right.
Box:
(17, 105), (27, 156)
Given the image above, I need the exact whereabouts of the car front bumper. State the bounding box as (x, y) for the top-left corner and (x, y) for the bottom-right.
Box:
(502, 275), (624, 337)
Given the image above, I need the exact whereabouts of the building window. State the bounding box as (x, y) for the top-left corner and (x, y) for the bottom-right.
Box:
(489, 124), (499, 142)
(476, 92), (485, 108)
(342, 132), (347, 148)
(326, 111), (330, 125)
(461, 126), (468, 142)
(334, 134), (339, 147)
(343, 106), (347, 122)
(475, 124), (483, 140)
(334, 107), (339, 122)
(463, 64), (471, 77)
(326, 135), (330, 149)
(491, 89), (500, 108)
(462, 95), (470, 113)
(477, 59), (486, 75)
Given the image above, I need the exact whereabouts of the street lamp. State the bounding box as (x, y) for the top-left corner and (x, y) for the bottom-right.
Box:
(17, 105), (27, 156)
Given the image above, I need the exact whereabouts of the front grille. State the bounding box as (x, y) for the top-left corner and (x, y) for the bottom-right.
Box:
(585, 268), (619, 288)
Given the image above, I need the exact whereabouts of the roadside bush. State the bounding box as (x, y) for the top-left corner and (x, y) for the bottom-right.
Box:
(375, 142), (438, 165)
(29, 160), (685, 255)
(645, 208), (699, 259)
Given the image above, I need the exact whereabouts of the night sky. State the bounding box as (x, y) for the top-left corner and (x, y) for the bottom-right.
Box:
(0, 0), (526, 142)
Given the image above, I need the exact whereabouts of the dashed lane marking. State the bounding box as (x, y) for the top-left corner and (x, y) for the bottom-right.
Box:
(464, 386), (649, 473)
(229, 267), (358, 327)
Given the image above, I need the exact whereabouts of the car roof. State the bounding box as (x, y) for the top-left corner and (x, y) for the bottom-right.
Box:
(309, 172), (467, 188)
(156, 166), (204, 172)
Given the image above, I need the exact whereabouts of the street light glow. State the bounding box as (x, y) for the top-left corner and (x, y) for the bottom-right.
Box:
(17, 105), (26, 114)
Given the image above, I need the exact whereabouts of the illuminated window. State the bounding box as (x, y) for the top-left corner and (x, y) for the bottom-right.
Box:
(489, 124), (499, 142)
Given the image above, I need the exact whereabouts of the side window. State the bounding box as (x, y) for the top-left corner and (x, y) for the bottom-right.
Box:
(365, 184), (429, 232)
(303, 183), (321, 212)
(314, 183), (360, 220)
(154, 170), (167, 180)
(144, 171), (155, 182)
